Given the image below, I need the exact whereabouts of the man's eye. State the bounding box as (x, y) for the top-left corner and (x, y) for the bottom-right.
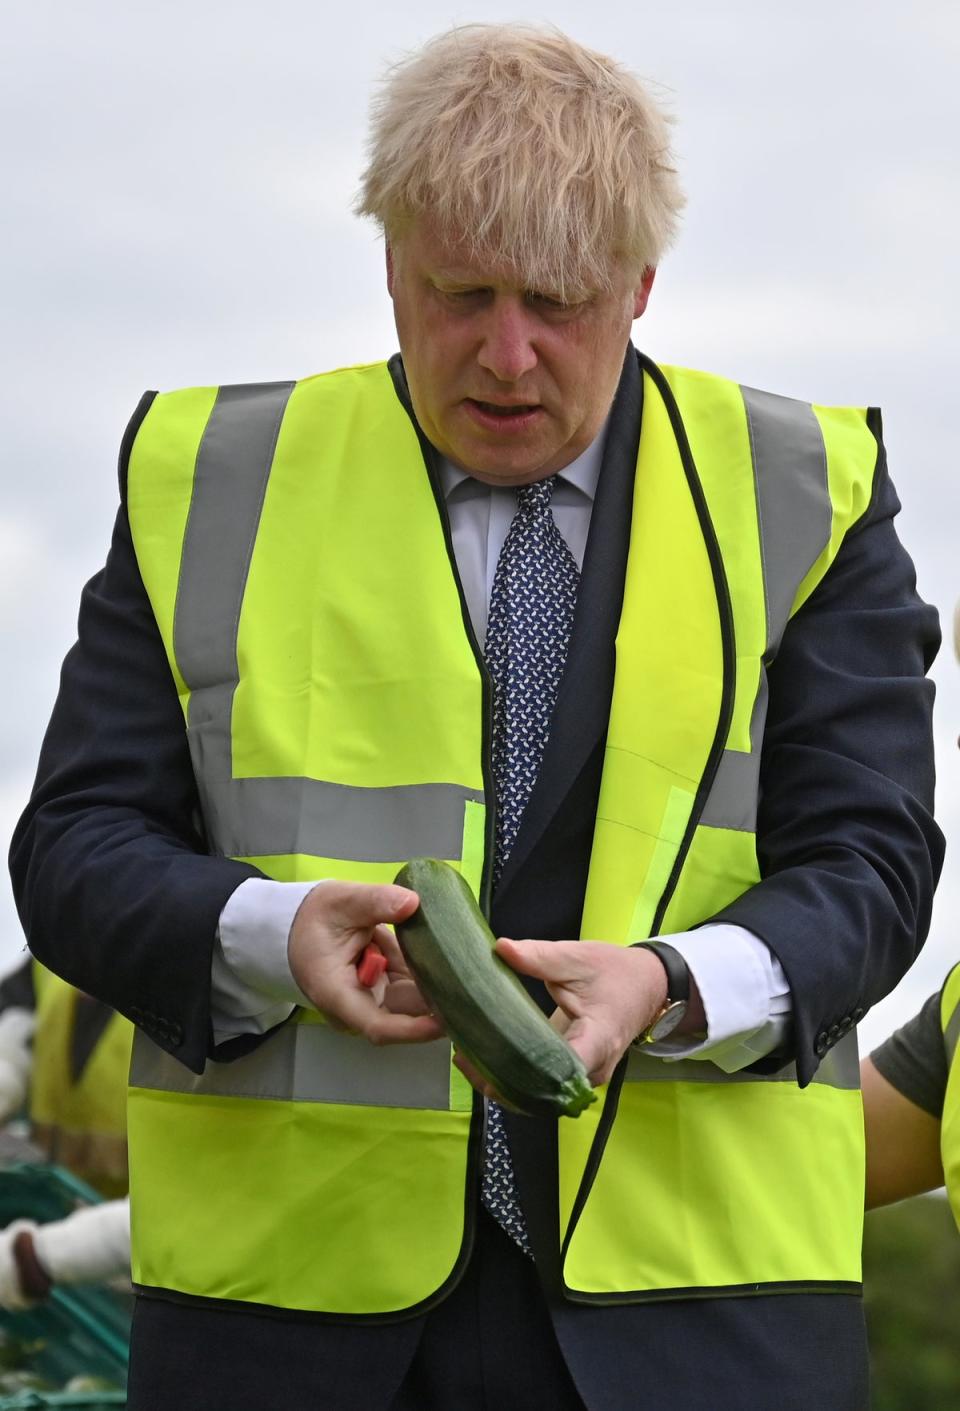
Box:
(528, 292), (577, 313)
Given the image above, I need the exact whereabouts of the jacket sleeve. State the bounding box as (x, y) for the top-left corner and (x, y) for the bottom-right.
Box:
(711, 458), (945, 1086)
(8, 405), (263, 1075)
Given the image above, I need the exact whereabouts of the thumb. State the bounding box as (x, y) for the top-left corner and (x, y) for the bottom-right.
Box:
(326, 882), (419, 929)
(495, 938), (581, 984)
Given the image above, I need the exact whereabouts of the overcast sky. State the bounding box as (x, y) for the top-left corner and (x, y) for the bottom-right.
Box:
(2, 0), (958, 1051)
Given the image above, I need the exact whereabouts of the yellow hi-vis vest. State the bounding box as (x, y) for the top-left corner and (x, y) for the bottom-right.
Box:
(125, 355), (878, 1316)
(940, 964), (960, 1229)
(31, 963), (132, 1198)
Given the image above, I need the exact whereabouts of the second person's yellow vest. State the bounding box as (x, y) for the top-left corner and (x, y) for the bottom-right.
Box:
(939, 963), (960, 1229)
(31, 963), (132, 1198)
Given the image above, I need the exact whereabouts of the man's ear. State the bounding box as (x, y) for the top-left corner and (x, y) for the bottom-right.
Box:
(633, 267), (657, 319)
(386, 243), (395, 298)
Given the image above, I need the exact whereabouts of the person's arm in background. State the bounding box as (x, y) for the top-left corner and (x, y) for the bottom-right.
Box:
(862, 990), (947, 1207)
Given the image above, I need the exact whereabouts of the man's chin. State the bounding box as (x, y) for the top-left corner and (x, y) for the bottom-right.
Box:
(449, 450), (557, 486)
(442, 427), (565, 486)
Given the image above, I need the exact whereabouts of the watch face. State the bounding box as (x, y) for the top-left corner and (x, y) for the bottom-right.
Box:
(648, 999), (688, 1043)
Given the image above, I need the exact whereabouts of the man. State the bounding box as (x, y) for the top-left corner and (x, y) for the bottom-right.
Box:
(9, 23), (943, 1411)
(860, 603), (959, 1222)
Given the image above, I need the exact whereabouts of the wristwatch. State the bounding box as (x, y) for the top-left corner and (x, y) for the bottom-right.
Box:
(632, 941), (690, 1045)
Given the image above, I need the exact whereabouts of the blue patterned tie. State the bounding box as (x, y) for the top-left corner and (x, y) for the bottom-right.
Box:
(481, 474), (580, 1255)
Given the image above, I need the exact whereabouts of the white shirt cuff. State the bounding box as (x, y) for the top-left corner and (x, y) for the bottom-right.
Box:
(210, 878), (318, 1043)
(643, 923), (792, 1072)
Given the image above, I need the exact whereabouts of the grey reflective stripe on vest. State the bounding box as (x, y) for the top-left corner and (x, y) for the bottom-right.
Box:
(743, 385), (831, 649)
(700, 387), (831, 833)
(176, 381), (294, 766)
(130, 1026), (455, 1110)
(626, 1028), (859, 1091)
(203, 776), (482, 864)
(697, 742), (761, 834)
(131, 1019), (857, 1112)
(175, 383), (482, 862)
(945, 1000), (960, 1069)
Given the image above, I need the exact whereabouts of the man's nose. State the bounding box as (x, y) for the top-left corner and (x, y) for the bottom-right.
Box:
(476, 299), (539, 382)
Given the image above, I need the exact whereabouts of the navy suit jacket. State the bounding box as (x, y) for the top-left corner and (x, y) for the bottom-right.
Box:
(8, 348), (944, 1408)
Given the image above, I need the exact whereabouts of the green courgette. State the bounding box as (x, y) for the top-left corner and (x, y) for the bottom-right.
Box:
(394, 858), (596, 1118)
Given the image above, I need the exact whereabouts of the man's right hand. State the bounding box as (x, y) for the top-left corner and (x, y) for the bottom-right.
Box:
(288, 881), (444, 1045)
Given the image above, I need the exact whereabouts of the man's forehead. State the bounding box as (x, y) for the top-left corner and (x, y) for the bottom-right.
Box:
(432, 255), (549, 291)
(397, 218), (615, 298)
(406, 222), (532, 282)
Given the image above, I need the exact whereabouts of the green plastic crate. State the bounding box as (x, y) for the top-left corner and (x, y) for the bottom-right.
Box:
(0, 1397), (125, 1409)
(0, 1164), (130, 1409)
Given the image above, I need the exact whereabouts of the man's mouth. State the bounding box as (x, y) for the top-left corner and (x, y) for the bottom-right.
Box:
(466, 398), (541, 419)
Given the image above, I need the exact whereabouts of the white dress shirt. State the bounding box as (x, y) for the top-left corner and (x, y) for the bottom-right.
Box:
(211, 429), (793, 1068)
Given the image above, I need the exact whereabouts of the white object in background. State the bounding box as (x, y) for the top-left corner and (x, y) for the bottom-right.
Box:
(32, 1197), (130, 1286)
(0, 1009), (35, 1123)
(0, 1198), (131, 1309)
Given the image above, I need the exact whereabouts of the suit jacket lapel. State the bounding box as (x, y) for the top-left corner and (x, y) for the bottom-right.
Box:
(493, 348), (644, 906)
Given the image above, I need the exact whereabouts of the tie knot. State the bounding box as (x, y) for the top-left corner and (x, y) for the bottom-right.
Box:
(516, 475), (558, 517)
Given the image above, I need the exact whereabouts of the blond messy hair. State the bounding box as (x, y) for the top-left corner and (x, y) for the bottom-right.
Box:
(356, 24), (685, 299)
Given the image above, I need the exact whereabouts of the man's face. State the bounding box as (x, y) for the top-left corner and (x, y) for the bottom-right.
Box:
(387, 221), (655, 485)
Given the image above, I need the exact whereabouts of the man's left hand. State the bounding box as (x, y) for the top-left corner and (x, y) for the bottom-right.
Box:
(472, 940), (701, 1090)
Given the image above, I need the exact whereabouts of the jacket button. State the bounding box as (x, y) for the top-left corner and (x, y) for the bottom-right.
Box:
(815, 1033), (828, 1056)
(828, 1024), (840, 1040)
(853, 1007), (864, 1022)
